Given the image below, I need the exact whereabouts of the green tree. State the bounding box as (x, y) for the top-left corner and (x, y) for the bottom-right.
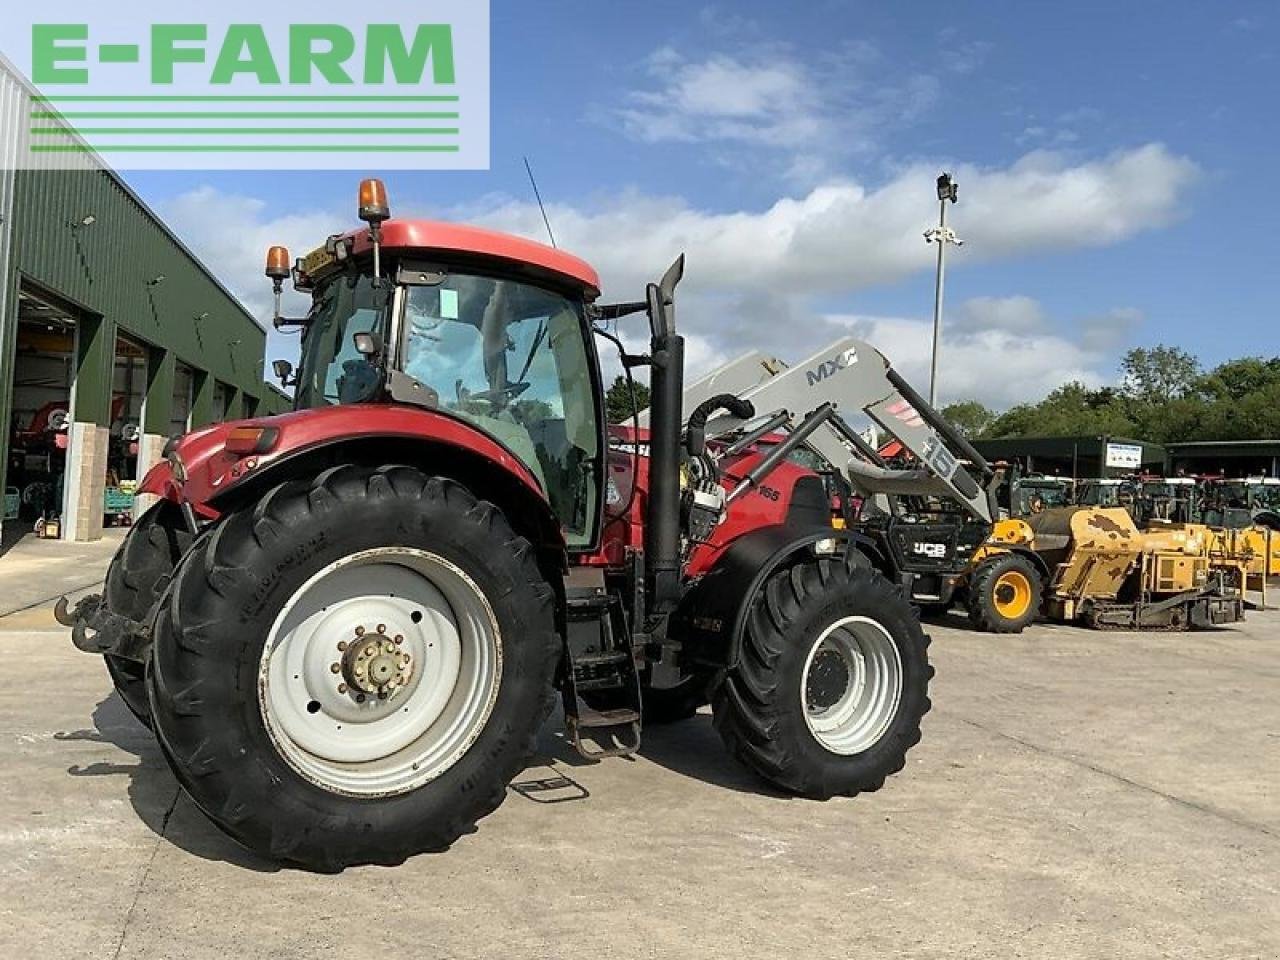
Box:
(605, 374), (651, 424)
(985, 381), (1135, 439)
(940, 400), (995, 438)
(1120, 345), (1200, 405)
(1196, 356), (1280, 403)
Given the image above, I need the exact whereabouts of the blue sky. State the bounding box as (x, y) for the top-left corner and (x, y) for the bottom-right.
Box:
(124, 1), (1278, 409)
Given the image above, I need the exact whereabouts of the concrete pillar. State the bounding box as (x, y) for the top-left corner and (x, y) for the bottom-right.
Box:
(62, 313), (113, 541)
(62, 421), (108, 541)
(132, 432), (167, 516)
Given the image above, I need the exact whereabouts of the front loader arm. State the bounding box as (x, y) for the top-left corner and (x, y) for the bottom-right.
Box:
(702, 337), (995, 524)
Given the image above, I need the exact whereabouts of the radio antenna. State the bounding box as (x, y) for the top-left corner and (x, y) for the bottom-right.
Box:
(523, 155), (557, 248)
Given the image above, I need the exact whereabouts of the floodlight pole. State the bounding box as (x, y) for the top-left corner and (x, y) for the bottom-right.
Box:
(925, 173), (962, 407)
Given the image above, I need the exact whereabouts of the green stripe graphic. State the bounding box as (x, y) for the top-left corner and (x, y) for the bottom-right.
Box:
(31, 95), (459, 102)
(32, 111), (460, 119)
(31, 127), (461, 136)
(31, 144), (462, 153)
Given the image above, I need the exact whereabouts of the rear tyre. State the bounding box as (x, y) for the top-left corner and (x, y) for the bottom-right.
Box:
(101, 500), (193, 727)
(966, 553), (1042, 634)
(148, 466), (559, 871)
(711, 555), (932, 799)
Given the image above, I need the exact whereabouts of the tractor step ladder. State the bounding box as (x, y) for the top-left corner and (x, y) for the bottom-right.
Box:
(561, 575), (642, 760)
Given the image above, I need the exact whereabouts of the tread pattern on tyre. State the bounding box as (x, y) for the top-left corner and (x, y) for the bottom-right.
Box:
(965, 552), (1043, 634)
(147, 465), (560, 871)
(101, 501), (193, 726)
(711, 553), (932, 799)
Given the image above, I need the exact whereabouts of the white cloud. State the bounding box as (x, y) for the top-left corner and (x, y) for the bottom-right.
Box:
(612, 45), (940, 178)
(1079, 306), (1144, 352)
(157, 143), (1188, 399)
(954, 295), (1049, 334)
(830, 312), (1109, 409)
(463, 143), (1196, 310)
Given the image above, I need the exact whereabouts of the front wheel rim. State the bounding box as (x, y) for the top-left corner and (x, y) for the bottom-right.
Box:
(258, 547), (502, 797)
(993, 570), (1032, 619)
(801, 616), (904, 755)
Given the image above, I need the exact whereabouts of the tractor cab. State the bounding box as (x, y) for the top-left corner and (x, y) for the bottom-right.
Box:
(1203, 477), (1280, 529)
(266, 184), (607, 548)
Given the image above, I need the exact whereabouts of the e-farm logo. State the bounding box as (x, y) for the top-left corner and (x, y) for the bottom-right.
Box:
(0, 1), (490, 170)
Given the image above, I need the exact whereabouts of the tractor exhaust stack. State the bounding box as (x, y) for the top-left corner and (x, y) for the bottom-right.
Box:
(644, 255), (686, 614)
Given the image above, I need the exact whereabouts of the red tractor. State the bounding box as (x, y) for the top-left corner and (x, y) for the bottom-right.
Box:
(60, 180), (931, 871)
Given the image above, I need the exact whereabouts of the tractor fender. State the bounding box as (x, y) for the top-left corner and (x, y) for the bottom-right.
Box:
(204, 418), (566, 558)
(675, 525), (874, 673)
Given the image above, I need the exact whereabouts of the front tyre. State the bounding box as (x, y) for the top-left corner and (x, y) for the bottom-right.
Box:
(966, 552), (1042, 633)
(712, 556), (932, 799)
(148, 466), (559, 871)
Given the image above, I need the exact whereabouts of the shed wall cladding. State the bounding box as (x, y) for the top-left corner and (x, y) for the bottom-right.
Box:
(11, 169), (269, 408)
(0, 59), (25, 456)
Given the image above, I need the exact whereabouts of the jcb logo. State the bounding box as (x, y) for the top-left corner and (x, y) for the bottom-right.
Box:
(805, 347), (858, 387)
(912, 542), (947, 559)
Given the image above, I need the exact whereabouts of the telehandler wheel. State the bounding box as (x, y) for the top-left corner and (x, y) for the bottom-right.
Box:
(101, 500), (193, 727)
(711, 556), (932, 799)
(147, 466), (559, 871)
(966, 552), (1042, 634)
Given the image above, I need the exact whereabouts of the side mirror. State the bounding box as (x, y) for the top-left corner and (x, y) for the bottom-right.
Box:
(272, 359), (295, 386)
(353, 331), (384, 359)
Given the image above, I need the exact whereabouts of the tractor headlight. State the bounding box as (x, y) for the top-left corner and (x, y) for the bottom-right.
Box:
(813, 538), (837, 555)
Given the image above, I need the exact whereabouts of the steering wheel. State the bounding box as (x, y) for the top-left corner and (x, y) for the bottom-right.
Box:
(455, 381), (531, 409)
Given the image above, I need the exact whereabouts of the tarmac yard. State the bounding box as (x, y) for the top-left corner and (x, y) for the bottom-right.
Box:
(0, 535), (1276, 960)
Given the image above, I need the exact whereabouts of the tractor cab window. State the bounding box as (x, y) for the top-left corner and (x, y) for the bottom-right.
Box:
(296, 274), (390, 408)
(401, 274), (601, 546)
(1250, 484), (1280, 512)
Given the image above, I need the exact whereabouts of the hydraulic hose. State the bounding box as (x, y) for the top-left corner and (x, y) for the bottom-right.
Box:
(685, 394), (756, 457)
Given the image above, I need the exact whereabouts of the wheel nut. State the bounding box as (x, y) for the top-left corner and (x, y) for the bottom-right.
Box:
(355, 626), (365, 636)
(338, 683), (348, 694)
(356, 694), (366, 703)
(376, 624), (386, 634)
(337, 641), (348, 652)
(394, 635), (403, 644)
(330, 663), (341, 674)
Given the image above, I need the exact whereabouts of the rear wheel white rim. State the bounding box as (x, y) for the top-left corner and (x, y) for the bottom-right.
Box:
(258, 547), (501, 797)
(801, 615), (903, 755)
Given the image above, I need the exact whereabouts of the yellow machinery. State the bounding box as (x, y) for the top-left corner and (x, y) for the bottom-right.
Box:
(1020, 507), (1246, 629)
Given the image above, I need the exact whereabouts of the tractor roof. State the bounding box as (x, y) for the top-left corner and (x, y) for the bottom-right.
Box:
(349, 219), (601, 296)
